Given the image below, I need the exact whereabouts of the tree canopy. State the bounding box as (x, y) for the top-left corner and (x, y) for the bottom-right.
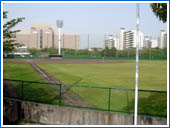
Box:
(150, 3), (167, 23)
(3, 11), (25, 52)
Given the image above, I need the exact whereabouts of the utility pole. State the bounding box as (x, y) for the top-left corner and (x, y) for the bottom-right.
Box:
(134, 3), (140, 125)
(88, 34), (90, 56)
(104, 34), (106, 57)
(57, 20), (63, 56)
(62, 33), (64, 56)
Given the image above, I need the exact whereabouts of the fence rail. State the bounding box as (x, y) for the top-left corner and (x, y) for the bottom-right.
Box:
(3, 79), (167, 117)
(4, 55), (167, 60)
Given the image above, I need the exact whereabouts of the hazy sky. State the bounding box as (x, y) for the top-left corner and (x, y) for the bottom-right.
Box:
(3, 2), (167, 48)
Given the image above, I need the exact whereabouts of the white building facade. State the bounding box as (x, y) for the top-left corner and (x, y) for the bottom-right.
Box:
(151, 39), (159, 48)
(159, 30), (167, 48)
(144, 36), (151, 49)
(107, 35), (119, 49)
(120, 28), (144, 50)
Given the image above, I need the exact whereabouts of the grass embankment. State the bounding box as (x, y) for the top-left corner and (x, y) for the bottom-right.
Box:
(37, 60), (167, 116)
(3, 62), (58, 104)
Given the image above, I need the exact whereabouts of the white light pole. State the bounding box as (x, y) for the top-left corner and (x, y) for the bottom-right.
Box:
(57, 20), (63, 56)
(32, 31), (38, 49)
(134, 3), (140, 125)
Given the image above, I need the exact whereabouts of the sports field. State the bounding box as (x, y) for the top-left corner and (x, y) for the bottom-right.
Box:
(3, 60), (167, 116)
(3, 63), (58, 104)
(36, 60), (167, 91)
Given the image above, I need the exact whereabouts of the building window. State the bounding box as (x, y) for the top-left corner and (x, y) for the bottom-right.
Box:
(40, 29), (43, 48)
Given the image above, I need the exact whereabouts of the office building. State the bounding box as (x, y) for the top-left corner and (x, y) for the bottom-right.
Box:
(15, 24), (80, 50)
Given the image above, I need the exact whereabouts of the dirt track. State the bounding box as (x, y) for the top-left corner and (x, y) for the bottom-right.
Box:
(4, 58), (128, 63)
(30, 63), (93, 107)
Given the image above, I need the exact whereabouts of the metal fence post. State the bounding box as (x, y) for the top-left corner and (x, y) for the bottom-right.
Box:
(104, 34), (106, 58)
(59, 84), (62, 105)
(62, 33), (64, 56)
(108, 88), (111, 112)
(128, 48), (130, 58)
(21, 81), (23, 101)
(126, 90), (130, 113)
(88, 34), (90, 57)
(75, 34), (77, 56)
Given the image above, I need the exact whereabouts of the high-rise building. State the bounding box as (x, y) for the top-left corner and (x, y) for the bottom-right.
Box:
(107, 35), (114, 49)
(120, 28), (125, 50)
(144, 36), (151, 49)
(120, 28), (144, 50)
(151, 39), (159, 48)
(106, 35), (119, 49)
(15, 24), (80, 50)
(159, 30), (167, 48)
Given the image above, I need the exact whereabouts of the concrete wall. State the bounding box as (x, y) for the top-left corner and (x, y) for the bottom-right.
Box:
(22, 101), (167, 125)
(3, 99), (167, 125)
(3, 99), (22, 124)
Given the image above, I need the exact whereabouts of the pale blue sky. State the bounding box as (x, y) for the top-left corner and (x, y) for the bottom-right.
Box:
(3, 3), (167, 36)
(3, 3), (167, 48)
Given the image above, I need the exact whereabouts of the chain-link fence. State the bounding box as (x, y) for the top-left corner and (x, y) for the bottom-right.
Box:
(4, 79), (167, 117)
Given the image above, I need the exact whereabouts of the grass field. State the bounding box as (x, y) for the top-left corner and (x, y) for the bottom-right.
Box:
(37, 60), (167, 116)
(4, 63), (43, 81)
(3, 63), (58, 104)
(37, 60), (167, 91)
(3, 60), (167, 116)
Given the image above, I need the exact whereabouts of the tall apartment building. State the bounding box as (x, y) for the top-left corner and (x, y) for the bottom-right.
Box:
(143, 36), (160, 49)
(119, 28), (125, 50)
(151, 39), (159, 48)
(144, 36), (151, 49)
(106, 35), (119, 49)
(15, 24), (80, 50)
(120, 28), (144, 50)
(159, 30), (167, 48)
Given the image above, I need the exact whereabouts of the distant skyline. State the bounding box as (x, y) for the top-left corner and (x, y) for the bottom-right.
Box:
(3, 3), (167, 36)
(3, 2), (167, 48)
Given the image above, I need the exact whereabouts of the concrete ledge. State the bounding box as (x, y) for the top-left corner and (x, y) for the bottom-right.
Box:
(22, 101), (167, 125)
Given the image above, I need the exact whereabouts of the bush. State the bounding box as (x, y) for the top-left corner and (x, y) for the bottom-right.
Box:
(125, 93), (167, 117)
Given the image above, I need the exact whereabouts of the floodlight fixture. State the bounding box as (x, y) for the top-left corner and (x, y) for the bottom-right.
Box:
(57, 20), (63, 28)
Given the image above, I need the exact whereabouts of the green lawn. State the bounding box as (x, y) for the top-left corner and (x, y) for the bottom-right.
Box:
(37, 60), (167, 116)
(37, 60), (167, 91)
(3, 62), (59, 104)
(3, 61), (167, 116)
(4, 62), (43, 81)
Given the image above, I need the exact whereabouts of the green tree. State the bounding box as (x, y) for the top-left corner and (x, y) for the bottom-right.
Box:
(110, 47), (117, 57)
(3, 11), (25, 53)
(150, 3), (167, 23)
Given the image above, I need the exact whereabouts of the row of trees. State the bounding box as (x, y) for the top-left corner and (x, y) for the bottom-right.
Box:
(29, 47), (167, 59)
